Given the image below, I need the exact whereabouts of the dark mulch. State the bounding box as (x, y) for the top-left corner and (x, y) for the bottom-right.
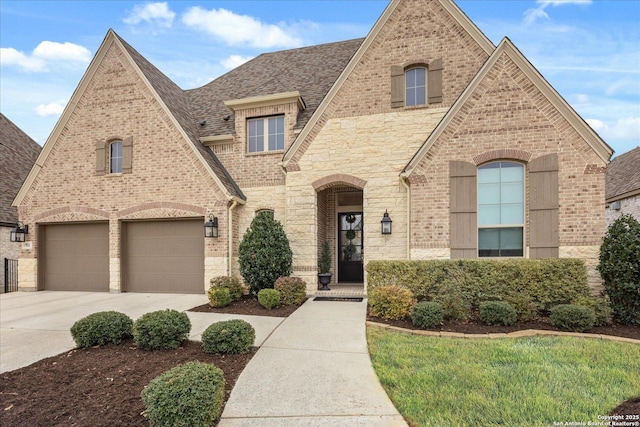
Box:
(610, 396), (640, 417)
(189, 294), (304, 317)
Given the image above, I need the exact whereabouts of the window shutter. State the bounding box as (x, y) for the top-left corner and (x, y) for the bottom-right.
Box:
(122, 136), (133, 174)
(428, 58), (443, 104)
(529, 153), (559, 258)
(95, 140), (105, 175)
(450, 160), (477, 259)
(390, 65), (404, 108)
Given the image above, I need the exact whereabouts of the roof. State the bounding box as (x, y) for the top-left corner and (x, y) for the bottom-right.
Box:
(0, 113), (41, 225)
(606, 146), (640, 202)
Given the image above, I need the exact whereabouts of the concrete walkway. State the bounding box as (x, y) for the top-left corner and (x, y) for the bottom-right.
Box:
(219, 298), (407, 427)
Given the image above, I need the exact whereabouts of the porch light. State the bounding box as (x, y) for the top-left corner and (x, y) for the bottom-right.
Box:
(204, 215), (218, 238)
(381, 210), (392, 235)
(10, 223), (28, 243)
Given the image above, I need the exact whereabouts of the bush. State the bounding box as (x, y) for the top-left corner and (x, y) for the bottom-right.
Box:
(202, 319), (255, 354)
(479, 301), (518, 326)
(411, 301), (443, 329)
(208, 287), (233, 308)
(209, 276), (244, 302)
(258, 288), (281, 309)
(70, 311), (133, 348)
(550, 304), (596, 332)
(274, 276), (307, 306)
(141, 361), (225, 427)
(572, 295), (612, 326)
(133, 309), (191, 350)
(238, 211), (293, 294)
(368, 285), (416, 321)
(598, 214), (640, 325)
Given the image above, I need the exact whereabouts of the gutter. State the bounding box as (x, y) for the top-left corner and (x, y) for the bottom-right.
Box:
(400, 173), (411, 260)
(227, 197), (245, 276)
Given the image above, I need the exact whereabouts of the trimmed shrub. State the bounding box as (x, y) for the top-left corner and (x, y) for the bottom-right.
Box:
(257, 288), (280, 309)
(208, 276), (244, 302)
(141, 361), (225, 427)
(208, 287), (233, 308)
(368, 285), (416, 321)
(133, 309), (191, 350)
(70, 311), (133, 348)
(479, 301), (517, 326)
(550, 304), (596, 332)
(202, 319), (255, 354)
(572, 295), (613, 326)
(274, 276), (307, 306)
(411, 301), (443, 329)
(598, 214), (640, 325)
(238, 211), (293, 294)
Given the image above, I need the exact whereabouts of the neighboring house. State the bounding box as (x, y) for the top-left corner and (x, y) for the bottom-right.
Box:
(13, 0), (612, 294)
(0, 113), (42, 292)
(605, 146), (640, 226)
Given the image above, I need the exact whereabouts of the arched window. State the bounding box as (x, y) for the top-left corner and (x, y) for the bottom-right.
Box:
(477, 161), (524, 257)
(110, 140), (123, 173)
(405, 67), (426, 107)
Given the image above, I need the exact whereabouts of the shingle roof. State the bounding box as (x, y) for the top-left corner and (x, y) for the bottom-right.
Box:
(606, 146), (640, 201)
(0, 113), (41, 225)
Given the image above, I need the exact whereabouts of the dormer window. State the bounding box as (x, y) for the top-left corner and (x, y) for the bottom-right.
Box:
(405, 67), (426, 106)
(248, 116), (284, 153)
(110, 140), (123, 173)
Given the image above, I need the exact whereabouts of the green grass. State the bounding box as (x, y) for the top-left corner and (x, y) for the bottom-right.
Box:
(367, 326), (640, 427)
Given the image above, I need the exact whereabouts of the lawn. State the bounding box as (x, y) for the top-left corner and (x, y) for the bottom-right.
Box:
(367, 325), (640, 427)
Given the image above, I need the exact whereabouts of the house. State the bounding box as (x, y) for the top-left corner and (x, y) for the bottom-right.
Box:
(12, 0), (612, 294)
(0, 113), (41, 292)
(605, 146), (640, 226)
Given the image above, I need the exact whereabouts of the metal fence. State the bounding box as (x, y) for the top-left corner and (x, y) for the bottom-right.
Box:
(4, 258), (18, 293)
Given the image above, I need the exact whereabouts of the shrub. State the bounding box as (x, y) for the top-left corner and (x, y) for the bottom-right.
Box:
(479, 301), (518, 326)
(598, 214), (640, 325)
(202, 319), (255, 354)
(208, 276), (244, 302)
(141, 361), (225, 427)
(572, 295), (612, 326)
(208, 287), (233, 308)
(238, 211), (293, 294)
(411, 301), (444, 329)
(70, 311), (133, 348)
(550, 304), (596, 332)
(368, 285), (416, 321)
(258, 288), (281, 309)
(318, 241), (332, 274)
(133, 309), (191, 350)
(274, 276), (307, 306)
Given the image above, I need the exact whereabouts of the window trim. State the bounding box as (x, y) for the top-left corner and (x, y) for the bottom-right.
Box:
(405, 67), (427, 107)
(109, 140), (123, 174)
(247, 115), (285, 154)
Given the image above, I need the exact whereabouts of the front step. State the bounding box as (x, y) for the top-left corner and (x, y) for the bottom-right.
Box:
(313, 284), (365, 298)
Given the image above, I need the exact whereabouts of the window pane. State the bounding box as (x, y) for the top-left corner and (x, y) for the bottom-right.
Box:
(415, 87), (426, 105)
(501, 204), (524, 224)
(268, 116), (284, 151)
(478, 166), (500, 183)
(501, 163), (523, 182)
(405, 68), (426, 106)
(478, 205), (500, 225)
(501, 182), (523, 204)
(478, 183), (501, 204)
(248, 119), (264, 152)
(500, 228), (523, 250)
(110, 141), (122, 173)
(405, 89), (416, 107)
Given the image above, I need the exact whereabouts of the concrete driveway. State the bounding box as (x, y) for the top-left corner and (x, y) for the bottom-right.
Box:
(0, 291), (284, 373)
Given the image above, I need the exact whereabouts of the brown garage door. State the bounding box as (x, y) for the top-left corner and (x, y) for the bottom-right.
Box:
(41, 223), (109, 291)
(123, 219), (204, 294)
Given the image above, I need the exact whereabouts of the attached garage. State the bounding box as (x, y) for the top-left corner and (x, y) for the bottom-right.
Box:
(39, 222), (109, 291)
(122, 219), (204, 294)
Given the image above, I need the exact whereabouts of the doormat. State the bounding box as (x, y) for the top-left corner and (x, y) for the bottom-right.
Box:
(313, 296), (363, 302)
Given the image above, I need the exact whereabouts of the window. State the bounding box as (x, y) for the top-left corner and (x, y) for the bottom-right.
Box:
(110, 140), (122, 173)
(405, 68), (426, 106)
(477, 161), (524, 257)
(248, 116), (284, 153)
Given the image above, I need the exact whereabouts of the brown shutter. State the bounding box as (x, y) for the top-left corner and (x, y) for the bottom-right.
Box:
(122, 136), (133, 174)
(428, 58), (443, 104)
(529, 153), (559, 258)
(95, 140), (105, 175)
(390, 65), (404, 108)
(450, 161), (477, 259)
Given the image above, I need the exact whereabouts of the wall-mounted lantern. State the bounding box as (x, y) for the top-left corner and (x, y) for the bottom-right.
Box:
(204, 215), (218, 238)
(381, 210), (392, 235)
(10, 223), (28, 243)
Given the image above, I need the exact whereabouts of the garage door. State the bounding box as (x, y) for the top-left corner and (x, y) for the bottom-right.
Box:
(123, 219), (204, 293)
(41, 223), (109, 291)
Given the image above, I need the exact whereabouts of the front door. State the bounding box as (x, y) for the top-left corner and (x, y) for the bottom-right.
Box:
(338, 212), (363, 283)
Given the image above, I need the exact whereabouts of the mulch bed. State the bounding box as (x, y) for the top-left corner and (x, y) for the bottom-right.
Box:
(189, 294), (305, 317)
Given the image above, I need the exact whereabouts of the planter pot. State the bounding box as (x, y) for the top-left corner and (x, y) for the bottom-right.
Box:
(318, 273), (332, 291)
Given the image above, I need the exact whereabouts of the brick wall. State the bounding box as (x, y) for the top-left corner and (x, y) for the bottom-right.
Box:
(606, 194), (640, 226)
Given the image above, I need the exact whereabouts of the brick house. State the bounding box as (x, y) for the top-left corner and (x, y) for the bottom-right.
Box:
(13, 0), (612, 294)
(605, 146), (640, 226)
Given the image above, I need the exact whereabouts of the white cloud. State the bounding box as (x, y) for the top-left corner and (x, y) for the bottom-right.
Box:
(587, 117), (640, 143)
(220, 55), (253, 70)
(0, 41), (90, 72)
(0, 47), (46, 72)
(524, 0), (592, 25)
(182, 7), (302, 48)
(124, 2), (175, 28)
(35, 102), (65, 117)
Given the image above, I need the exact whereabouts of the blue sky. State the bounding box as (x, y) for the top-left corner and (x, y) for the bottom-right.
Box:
(1, 0), (638, 156)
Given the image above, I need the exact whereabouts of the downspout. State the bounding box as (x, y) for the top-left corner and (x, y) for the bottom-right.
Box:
(228, 200), (238, 276)
(401, 173), (411, 260)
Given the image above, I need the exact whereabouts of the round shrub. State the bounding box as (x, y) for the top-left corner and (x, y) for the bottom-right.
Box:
(258, 288), (280, 309)
(572, 295), (613, 326)
(209, 276), (244, 302)
(411, 301), (443, 329)
(70, 311), (133, 348)
(208, 287), (233, 308)
(274, 276), (307, 306)
(141, 361), (225, 427)
(550, 304), (596, 332)
(368, 285), (416, 321)
(133, 309), (191, 350)
(202, 319), (255, 354)
(479, 301), (518, 326)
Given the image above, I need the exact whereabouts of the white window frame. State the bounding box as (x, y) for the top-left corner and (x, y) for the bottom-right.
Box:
(405, 67), (427, 107)
(247, 116), (284, 153)
(109, 140), (123, 174)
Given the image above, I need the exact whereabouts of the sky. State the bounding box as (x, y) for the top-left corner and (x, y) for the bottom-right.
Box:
(1, 0), (638, 157)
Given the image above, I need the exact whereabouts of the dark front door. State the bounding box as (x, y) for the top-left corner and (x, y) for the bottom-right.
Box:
(338, 212), (363, 283)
